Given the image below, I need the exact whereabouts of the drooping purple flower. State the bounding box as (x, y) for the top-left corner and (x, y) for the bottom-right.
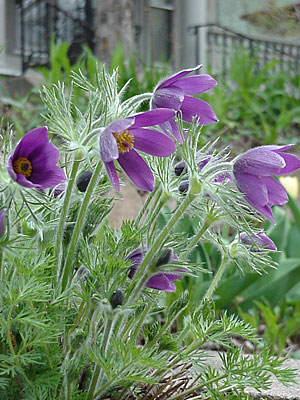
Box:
(0, 209), (6, 238)
(151, 65), (218, 142)
(99, 109), (176, 191)
(127, 247), (181, 292)
(8, 127), (66, 189)
(233, 145), (300, 222)
(240, 232), (277, 251)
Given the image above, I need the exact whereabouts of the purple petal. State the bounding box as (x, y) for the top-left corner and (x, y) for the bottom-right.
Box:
(276, 152), (300, 175)
(158, 65), (202, 89)
(109, 117), (135, 133)
(29, 166), (66, 189)
(245, 195), (275, 222)
(263, 177), (288, 206)
(118, 149), (154, 191)
(132, 128), (176, 156)
(151, 87), (184, 111)
(99, 130), (118, 163)
(160, 120), (183, 143)
(240, 232), (277, 251)
(104, 161), (120, 191)
(127, 247), (144, 267)
(234, 148), (286, 176)
(12, 127), (49, 160)
(164, 272), (182, 281)
(146, 273), (176, 291)
(180, 96), (218, 125)
(29, 142), (60, 170)
(173, 74), (217, 94)
(131, 109), (176, 129)
(7, 157), (17, 181)
(15, 174), (38, 188)
(234, 172), (268, 206)
(263, 144), (294, 152)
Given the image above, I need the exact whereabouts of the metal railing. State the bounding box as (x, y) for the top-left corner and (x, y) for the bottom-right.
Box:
(17, 0), (94, 72)
(189, 23), (300, 75)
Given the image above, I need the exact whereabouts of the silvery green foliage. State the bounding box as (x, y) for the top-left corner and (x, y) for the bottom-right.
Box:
(0, 67), (296, 400)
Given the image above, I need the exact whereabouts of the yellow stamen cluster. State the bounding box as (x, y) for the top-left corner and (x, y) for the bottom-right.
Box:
(112, 130), (134, 154)
(13, 157), (32, 178)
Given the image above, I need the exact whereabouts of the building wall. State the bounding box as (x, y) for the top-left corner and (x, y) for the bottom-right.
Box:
(0, 0), (22, 76)
(175, 0), (217, 72)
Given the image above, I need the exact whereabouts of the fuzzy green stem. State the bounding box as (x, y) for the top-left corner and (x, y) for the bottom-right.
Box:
(60, 161), (103, 291)
(134, 185), (160, 226)
(54, 158), (81, 280)
(125, 191), (196, 304)
(0, 250), (3, 281)
(86, 317), (114, 400)
(204, 255), (229, 299)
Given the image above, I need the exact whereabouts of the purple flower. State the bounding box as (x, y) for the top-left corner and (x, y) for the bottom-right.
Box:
(240, 232), (277, 251)
(99, 109), (176, 191)
(127, 247), (181, 292)
(233, 145), (300, 222)
(8, 127), (66, 189)
(0, 209), (6, 238)
(151, 65), (218, 142)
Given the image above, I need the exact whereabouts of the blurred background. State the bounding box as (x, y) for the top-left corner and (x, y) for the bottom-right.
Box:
(0, 0), (299, 75)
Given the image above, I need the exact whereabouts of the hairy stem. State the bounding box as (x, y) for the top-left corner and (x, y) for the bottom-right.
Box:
(204, 255), (229, 299)
(60, 161), (103, 291)
(55, 158), (80, 281)
(135, 185), (160, 226)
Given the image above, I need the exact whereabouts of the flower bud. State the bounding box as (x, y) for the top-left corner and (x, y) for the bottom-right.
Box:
(0, 209), (6, 238)
(77, 170), (93, 192)
(156, 248), (173, 267)
(240, 232), (276, 251)
(174, 161), (187, 177)
(179, 180), (189, 194)
(110, 290), (124, 309)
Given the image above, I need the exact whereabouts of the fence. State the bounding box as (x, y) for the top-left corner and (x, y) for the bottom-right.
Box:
(189, 24), (300, 75)
(17, 0), (94, 72)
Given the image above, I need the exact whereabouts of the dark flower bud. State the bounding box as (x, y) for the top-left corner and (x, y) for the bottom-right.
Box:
(0, 209), (6, 238)
(110, 290), (124, 309)
(174, 161), (187, 177)
(77, 170), (93, 192)
(179, 180), (189, 194)
(156, 248), (173, 267)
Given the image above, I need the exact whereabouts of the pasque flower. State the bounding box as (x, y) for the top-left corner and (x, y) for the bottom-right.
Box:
(0, 209), (6, 238)
(233, 145), (300, 222)
(240, 232), (276, 251)
(151, 65), (218, 142)
(8, 127), (66, 189)
(99, 109), (176, 191)
(127, 247), (181, 292)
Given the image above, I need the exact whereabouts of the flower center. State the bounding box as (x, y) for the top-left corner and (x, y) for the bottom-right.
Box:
(13, 157), (32, 178)
(112, 130), (134, 154)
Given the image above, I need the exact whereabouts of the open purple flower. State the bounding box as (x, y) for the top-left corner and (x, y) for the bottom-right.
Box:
(233, 145), (300, 222)
(151, 65), (218, 142)
(8, 127), (66, 189)
(240, 232), (276, 251)
(127, 247), (181, 292)
(0, 209), (6, 238)
(99, 109), (176, 191)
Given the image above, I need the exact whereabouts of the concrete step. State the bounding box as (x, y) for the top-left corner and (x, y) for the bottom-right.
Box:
(203, 351), (300, 400)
